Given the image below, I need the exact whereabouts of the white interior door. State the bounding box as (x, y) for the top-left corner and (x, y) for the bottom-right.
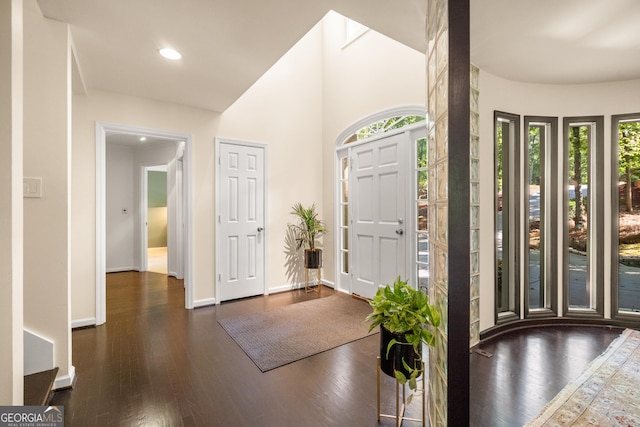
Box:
(351, 133), (407, 299)
(167, 157), (184, 279)
(175, 158), (184, 279)
(217, 141), (266, 302)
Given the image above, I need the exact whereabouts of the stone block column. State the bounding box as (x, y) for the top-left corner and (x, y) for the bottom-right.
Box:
(426, 0), (471, 425)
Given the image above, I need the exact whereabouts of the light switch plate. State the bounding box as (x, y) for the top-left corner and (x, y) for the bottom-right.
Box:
(23, 177), (42, 198)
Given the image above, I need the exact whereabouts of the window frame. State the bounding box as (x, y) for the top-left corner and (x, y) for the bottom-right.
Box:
(523, 116), (558, 318)
(494, 111), (521, 324)
(414, 133), (429, 293)
(611, 113), (640, 321)
(562, 116), (604, 318)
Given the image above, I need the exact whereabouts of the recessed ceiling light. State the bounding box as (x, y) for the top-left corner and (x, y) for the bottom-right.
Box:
(139, 137), (147, 142)
(159, 48), (182, 60)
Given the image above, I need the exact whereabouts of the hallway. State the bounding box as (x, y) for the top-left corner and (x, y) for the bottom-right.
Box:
(147, 247), (167, 275)
(51, 272), (622, 426)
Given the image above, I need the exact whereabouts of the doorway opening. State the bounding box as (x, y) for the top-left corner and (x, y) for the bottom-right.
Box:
(96, 122), (194, 325)
(145, 165), (168, 275)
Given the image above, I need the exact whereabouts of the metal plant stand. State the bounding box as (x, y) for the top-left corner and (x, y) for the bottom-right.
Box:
(376, 356), (425, 427)
(304, 266), (321, 295)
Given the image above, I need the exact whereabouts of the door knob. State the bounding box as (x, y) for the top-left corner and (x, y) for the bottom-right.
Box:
(257, 227), (264, 232)
(395, 229), (404, 235)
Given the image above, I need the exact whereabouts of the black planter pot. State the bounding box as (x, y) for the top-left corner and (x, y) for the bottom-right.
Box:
(379, 325), (422, 378)
(304, 249), (322, 269)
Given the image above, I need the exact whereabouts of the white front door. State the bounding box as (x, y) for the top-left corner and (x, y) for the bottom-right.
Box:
(351, 133), (407, 299)
(217, 141), (267, 302)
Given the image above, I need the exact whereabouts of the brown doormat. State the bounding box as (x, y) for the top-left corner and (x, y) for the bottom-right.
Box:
(218, 293), (377, 372)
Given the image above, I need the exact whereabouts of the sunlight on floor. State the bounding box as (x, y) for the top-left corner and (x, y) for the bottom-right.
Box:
(148, 247), (167, 274)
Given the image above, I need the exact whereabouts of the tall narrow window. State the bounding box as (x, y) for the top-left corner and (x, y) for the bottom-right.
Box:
(340, 155), (349, 274)
(524, 117), (558, 317)
(563, 117), (604, 317)
(612, 114), (640, 317)
(344, 18), (368, 46)
(495, 112), (520, 322)
(566, 124), (590, 308)
(416, 137), (429, 291)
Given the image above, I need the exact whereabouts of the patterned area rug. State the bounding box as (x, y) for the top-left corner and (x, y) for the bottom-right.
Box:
(526, 328), (640, 426)
(218, 293), (376, 372)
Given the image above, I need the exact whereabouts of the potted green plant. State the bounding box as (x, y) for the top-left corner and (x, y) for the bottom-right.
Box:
(365, 276), (440, 400)
(289, 203), (327, 268)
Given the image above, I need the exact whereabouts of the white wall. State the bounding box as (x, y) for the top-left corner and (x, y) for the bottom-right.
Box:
(72, 11), (427, 319)
(72, 90), (221, 319)
(70, 94), (96, 325)
(106, 141), (177, 272)
(321, 11), (427, 283)
(217, 12), (427, 291)
(23, 0), (73, 387)
(0, 0), (24, 405)
(478, 70), (640, 331)
(217, 19), (324, 290)
(105, 144), (135, 271)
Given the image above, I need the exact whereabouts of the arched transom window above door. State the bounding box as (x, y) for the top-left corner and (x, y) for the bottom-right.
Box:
(341, 115), (426, 145)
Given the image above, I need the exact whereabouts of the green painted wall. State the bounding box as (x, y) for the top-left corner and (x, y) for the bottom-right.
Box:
(148, 171), (167, 248)
(148, 171), (167, 208)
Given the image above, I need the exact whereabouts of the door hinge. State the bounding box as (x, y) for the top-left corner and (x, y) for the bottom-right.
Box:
(218, 273), (221, 281)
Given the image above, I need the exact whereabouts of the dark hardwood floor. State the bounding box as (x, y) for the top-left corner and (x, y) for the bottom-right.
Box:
(470, 325), (623, 426)
(51, 272), (624, 426)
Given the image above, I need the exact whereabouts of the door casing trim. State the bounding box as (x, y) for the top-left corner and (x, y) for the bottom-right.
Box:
(95, 122), (194, 325)
(214, 137), (269, 304)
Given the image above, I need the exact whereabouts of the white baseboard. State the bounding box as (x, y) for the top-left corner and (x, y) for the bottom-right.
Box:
(268, 280), (335, 294)
(54, 365), (75, 390)
(194, 298), (216, 308)
(268, 283), (302, 293)
(106, 266), (137, 273)
(321, 279), (335, 289)
(195, 281), (337, 306)
(23, 329), (54, 376)
(167, 272), (184, 280)
(72, 318), (96, 329)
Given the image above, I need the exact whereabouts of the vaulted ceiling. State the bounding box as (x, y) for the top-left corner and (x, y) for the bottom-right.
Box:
(37, 0), (640, 113)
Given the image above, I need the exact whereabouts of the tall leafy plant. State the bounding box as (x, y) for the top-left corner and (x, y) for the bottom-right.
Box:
(289, 203), (326, 251)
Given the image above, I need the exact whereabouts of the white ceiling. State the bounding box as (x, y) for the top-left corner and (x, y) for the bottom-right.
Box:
(106, 132), (181, 148)
(471, 0), (640, 85)
(37, 0), (640, 113)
